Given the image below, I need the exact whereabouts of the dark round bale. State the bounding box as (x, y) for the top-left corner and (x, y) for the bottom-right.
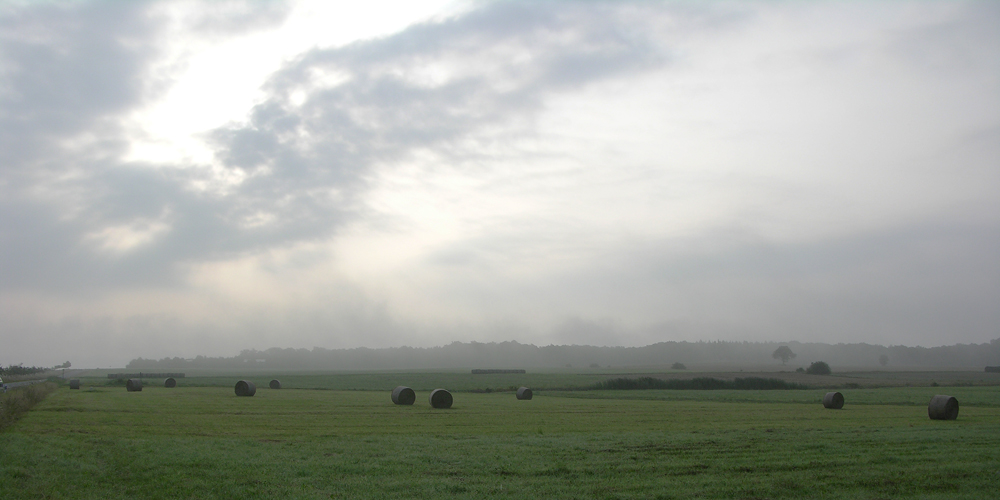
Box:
(928, 395), (959, 420)
(235, 380), (256, 397)
(429, 388), (453, 409)
(69, 379), (80, 390)
(516, 387), (533, 400)
(269, 379), (281, 389)
(391, 386), (415, 405)
(126, 379), (143, 392)
(822, 391), (844, 409)
(164, 377), (177, 388)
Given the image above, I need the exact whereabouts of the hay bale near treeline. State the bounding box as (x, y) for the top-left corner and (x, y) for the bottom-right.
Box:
(164, 377), (177, 388)
(928, 395), (959, 420)
(391, 386), (415, 405)
(235, 380), (256, 397)
(429, 389), (453, 409)
(269, 379), (281, 389)
(126, 379), (142, 392)
(69, 379), (80, 390)
(516, 387), (533, 400)
(822, 391), (844, 409)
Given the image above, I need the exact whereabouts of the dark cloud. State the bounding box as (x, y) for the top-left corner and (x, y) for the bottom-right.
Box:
(0, 1), (303, 293)
(1, 2), (166, 292)
(0, 2), (157, 173)
(0, 1), (682, 294)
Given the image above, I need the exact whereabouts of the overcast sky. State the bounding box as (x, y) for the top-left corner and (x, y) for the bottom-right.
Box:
(1, 1), (997, 368)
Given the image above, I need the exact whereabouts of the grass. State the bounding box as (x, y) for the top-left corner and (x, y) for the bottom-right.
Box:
(549, 385), (1000, 407)
(592, 376), (808, 390)
(0, 382), (57, 431)
(2, 376), (999, 499)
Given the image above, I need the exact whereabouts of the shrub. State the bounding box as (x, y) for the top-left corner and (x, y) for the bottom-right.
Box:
(0, 365), (50, 377)
(0, 382), (57, 430)
(806, 361), (832, 375)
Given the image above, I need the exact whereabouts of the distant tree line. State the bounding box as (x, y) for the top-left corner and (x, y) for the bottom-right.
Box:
(0, 365), (51, 377)
(125, 338), (1000, 372)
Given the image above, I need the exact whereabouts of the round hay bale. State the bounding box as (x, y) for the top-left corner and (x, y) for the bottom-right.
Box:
(516, 387), (533, 400)
(391, 386), (415, 405)
(429, 388), (453, 409)
(822, 391), (844, 409)
(69, 379), (80, 390)
(235, 380), (256, 397)
(126, 379), (143, 392)
(164, 377), (177, 388)
(269, 379), (281, 389)
(928, 395), (958, 420)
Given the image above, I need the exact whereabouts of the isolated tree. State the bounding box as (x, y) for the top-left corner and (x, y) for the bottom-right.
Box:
(772, 346), (796, 365)
(878, 354), (889, 367)
(671, 362), (687, 370)
(806, 361), (831, 375)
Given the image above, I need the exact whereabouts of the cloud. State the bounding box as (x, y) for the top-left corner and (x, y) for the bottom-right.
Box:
(0, 1), (998, 367)
(1, 1), (687, 295)
(206, 1), (680, 239)
(0, 1), (297, 293)
(0, 3), (152, 173)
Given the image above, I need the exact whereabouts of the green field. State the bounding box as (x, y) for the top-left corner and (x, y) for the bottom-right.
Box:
(2, 373), (999, 499)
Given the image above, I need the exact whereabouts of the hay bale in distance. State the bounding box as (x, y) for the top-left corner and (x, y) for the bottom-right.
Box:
(269, 379), (281, 389)
(235, 380), (256, 397)
(126, 379), (143, 392)
(928, 395), (959, 420)
(429, 388), (453, 409)
(391, 386), (415, 405)
(164, 377), (177, 388)
(516, 387), (533, 400)
(69, 379), (80, 390)
(822, 391), (844, 409)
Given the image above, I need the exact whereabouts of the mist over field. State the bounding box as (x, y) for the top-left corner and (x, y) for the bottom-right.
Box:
(124, 338), (1000, 372)
(1, 1), (997, 368)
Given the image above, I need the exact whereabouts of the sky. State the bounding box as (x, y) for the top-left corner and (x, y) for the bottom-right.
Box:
(1, 1), (997, 368)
